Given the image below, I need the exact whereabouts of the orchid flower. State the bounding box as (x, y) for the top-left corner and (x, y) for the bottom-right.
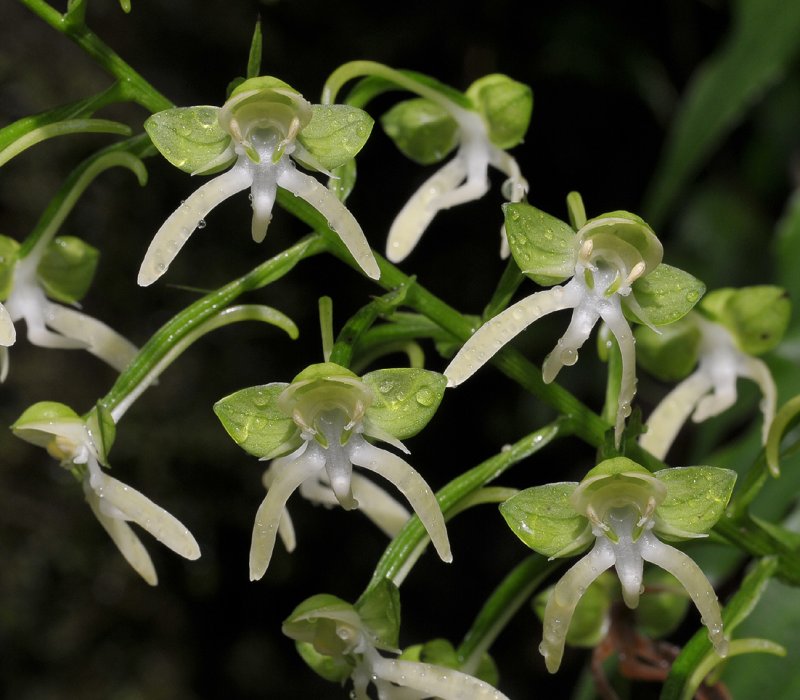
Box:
(445, 195), (705, 443)
(12, 402), (200, 585)
(214, 362), (452, 580)
(501, 457), (735, 673)
(639, 286), (790, 461)
(140, 77), (380, 286)
(0, 232), (137, 382)
(283, 586), (509, 700)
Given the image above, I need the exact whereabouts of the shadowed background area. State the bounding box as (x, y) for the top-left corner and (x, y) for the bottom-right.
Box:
(3, 1), (800, 698)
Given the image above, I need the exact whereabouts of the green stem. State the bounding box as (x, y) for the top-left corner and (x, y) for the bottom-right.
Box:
(360, 419), (571, 596)
(100, 235), (326, 415)
(19, 0), (173, 112)
(457, 555), (559, 674)
(482, 257), (525, 321)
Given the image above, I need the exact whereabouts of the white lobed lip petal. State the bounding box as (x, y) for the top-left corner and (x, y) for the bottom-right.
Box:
(84, 483), (158, 585)
(640, 371), (713, 460)
(639, 530), (728, 657)
(278, 167), (380, 279)
(369, 654), (510, 700)
(347, 436), (451, 563)
(740, 354), (777, 444)
(0, 303), (15, 346)
(249, 449), (324, 581)
(542, 303), (599, 384)
(445, 281), (582, 387)
(249, 163), (280, 243)
(93, 473), (200, 561)
(138, 162), (253, 286)
(45, 303), (138, 372)
(540, 537), (616, 673)
(385, 158), (466, 263)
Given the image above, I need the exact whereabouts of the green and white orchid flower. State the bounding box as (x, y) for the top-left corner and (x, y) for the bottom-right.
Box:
(214, 362), (452, 580)
(501, 457), (735, 673)
(12, 402), (200, 585)
(140, 76), (380, 286)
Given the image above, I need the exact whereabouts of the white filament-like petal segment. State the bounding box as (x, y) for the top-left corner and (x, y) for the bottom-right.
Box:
(601, 301), (639, 444)
(640, 372), (714, 460)
(138, 162), (254, 286)
(45, 303), (138, 372)
(93, 473), (201, 561)
(540, 537), (616, 673)
(692, 357), (738, 423)
(639, 530), (728, 657)
(740, 355), (777, 444)
(445, 282), (583, 387)
(278, 167), (380, 279)
(0, 347), (8, 383)
(542, 302), (600, 384)
(348, 436), (452, 563)
(0, 303), (15, 346)
(249, 160), (280, 243)
(386, 158), (466, 263)
(250, 448), (325, 581)
(369, 654), (510, 700)
(84, 483), (158, 585)
(262, 461), (299, 553)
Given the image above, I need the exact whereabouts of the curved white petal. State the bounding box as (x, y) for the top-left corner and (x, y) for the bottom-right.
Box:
(45, 303), (137, 372)
(639, 530), (728, 657)
(0, 303), (15, 346)
(262, 466), (297, 553)
(84, 482), (158, 585)
(93, 473), (200, 561)
(350, 473), (411, 537)
(740, 355), (777, 444)
(540, 537), (616, 673)
(432, 153), (490, 210)
(640, 371), (713, 460)
(601, 302), (638, 445)
(250, 449), (324, 580)
(138, 163), (253, 286)
(348, 437), (451, 563)
(0, 347), (8, 383)
(370, 655), (509, 700)
(278, 167), (380, 279)
(542, 303), (600, 384)
(386, 158), (466, 263)
(445, 282), (582, 387)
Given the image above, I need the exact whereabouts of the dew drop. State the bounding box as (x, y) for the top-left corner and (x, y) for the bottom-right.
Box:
(560, 348), (578, 366)
(415, 388), (435, 406)
(686, 289), (700, 303)
(197, 219), (207, 229)
(379, 381), (393, 394)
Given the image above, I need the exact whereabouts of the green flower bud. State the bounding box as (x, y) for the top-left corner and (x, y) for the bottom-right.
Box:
(635, 314), (702, 381)
(466, 74), (533, 149)
(36, 235), (99, 304)
(381, 97), (460, 165)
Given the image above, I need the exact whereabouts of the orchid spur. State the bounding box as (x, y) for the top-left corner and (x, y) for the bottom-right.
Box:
(322, 62), (531, 261)
(12, 402), (200, 585)
(501, 457), (735, 673)
(140, 77), (380, 286)
(214, 362), (452, 580)
(283, 585), (509, 700)
(445, 195), (705, 442)
(638, 286), (789, 461)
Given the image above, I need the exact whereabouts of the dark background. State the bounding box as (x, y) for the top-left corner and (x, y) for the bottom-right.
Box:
(2, 1), (799, 698)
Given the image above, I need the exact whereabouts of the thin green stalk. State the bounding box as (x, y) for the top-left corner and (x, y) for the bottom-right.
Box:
(457, 555), (559, 674)
(19, 0), (173, 112)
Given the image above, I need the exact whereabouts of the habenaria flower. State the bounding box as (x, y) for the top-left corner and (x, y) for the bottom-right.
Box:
(283, 583), (509, 700)
(214, 362), (452, 580)
(12, 402), (200, 585)
(140, 76), (380, 286)
(638, 286), (789, 461)
(445, 195), (705, 442)
(379, 73), (531, 262)
(501, 457), (735, 673)
(0, 232), (137, 381)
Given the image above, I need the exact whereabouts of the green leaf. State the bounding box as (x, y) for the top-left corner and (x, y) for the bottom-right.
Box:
(36, 236), (99, 304)
(354, 578), (401, 650)
(362, 368), (446, 440)
(0, 235), (20, 299)
(629, 263), (706, 326)
(466, 74), (533, 149)
(653, 466), (736, 539)
(297, 105), (374, 171)
(635, 314), (702, 382)
(328, 159), (357, 202)
(144, 106), (233, 175)
(212, 383), (299, 459)
(499, 483), (592, 558)
(246, 19), (263, 79)
(380, 97), (459, 165)
(503, 202), (577, 286)
(643, 0), (800, 226)
(700, 286), (791, 355)
(766, 394), (800, 477)
(85, 402), (116, 464)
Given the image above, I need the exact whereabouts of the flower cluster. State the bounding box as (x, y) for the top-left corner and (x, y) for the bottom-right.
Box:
(500, 456), (735, 673)
(214, 362), (452, 580)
